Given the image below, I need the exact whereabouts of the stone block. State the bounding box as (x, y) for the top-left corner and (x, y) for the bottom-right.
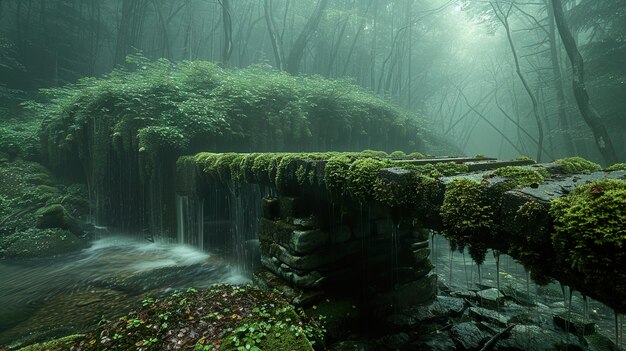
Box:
(279, 196), (311, 218)
(290, 229), (329, 254)
(259, 218), (296, 246)
(262, 197), (280, 219)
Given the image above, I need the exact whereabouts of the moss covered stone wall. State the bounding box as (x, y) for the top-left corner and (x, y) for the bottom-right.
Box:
(33, 58), (460, 235)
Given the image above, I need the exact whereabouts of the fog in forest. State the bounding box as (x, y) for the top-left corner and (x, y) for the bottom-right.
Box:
(1, 0), (624, 163)
(1, 1), (625, 350)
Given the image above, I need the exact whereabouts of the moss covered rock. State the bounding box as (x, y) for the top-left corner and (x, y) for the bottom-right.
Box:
(554, 157), (601, 174)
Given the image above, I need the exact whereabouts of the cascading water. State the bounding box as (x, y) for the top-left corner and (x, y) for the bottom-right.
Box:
(176, 183), (267, 276)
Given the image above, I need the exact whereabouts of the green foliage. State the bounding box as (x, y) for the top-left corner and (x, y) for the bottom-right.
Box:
(606, 163), (626, 172)
(440, 178), (493, 264)
(550, 179), (626, 275)
(33, 56), (436, 184)
(492, 166), (546, 188)
(57, 285), (318, 351)
(0, 228), (84, 259)
(0, 117), (41, 160)
(555, 157), (601, 174)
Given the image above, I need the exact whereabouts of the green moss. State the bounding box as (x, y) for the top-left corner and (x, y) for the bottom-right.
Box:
(0, 228), (84, 259)
(409, 152), (426, 158)
(555, 157), (601, 174)
(515, 155), (535, 162)
(346, 158), (393, 202)
(440, 178), (493, 264)
(492, 166), (546, 188)
(324, 155), (353, 195)
(15, 334), (84, 351)
(606, 163), (626, 172)
(406, 162), (469, 178)
(550, 179), (626, 275)
(361, 150), (388, 157)
(373, 173), (439, 212)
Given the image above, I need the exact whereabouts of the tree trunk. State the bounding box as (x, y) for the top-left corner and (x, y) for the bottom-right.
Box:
(546, 0), (575, 156)
(221, 0), (233, 65)
(285, 0), (329, 74)
(550, 0), (618, 164)
(264, 0), (285, 70)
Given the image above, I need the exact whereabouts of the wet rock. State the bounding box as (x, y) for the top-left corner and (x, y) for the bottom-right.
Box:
(290, 229), (329, 254)
(292, 216), (317, 229)
(468, 307), (508, 327)
(451, 290), (478, 300)
(450, 322), (488, 350)
(35, 204), (80, 234)
(388, 295), (465, 327)
(501, 285), (536, 307)
(494, 325), (582, 351)
(476, 288), (505, 309)
(583, 333), (620, 351)
(553, 312), (596, 336)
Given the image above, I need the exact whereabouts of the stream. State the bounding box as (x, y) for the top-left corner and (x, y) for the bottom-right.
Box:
(0, 235), (248, 346)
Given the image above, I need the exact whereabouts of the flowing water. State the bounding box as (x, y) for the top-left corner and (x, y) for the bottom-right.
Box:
(430, 233), (622, 347)
(0, 236), (248, 346)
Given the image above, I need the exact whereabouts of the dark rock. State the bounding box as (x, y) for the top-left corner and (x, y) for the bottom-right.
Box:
(450, 322), (488, 350)
(583, 333), (620, 351)
(451, 290), (477, 300)
(476, 288), (505, 309)
(553, 312), (596, 336)
(279, 195), (311, 218)
(468, 307), (508, 327)
(262, 197), (280, 219)
(388, 295), (465, 327)
(290, 229), (329, 254)
(494, 325), (582, 351)
(35, 204), (80, 234)
(411, 240), (429, 250)
(292, 216), (317, 229)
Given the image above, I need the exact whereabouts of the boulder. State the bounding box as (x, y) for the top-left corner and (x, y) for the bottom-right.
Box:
(450, 322), (488, 350)
(494, 325), (582, 351)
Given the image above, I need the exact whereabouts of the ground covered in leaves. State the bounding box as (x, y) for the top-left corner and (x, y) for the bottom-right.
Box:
(12, 285), (323, 351)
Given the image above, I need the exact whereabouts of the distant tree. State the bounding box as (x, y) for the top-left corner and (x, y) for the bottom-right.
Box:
(550, 0), (618, 164)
